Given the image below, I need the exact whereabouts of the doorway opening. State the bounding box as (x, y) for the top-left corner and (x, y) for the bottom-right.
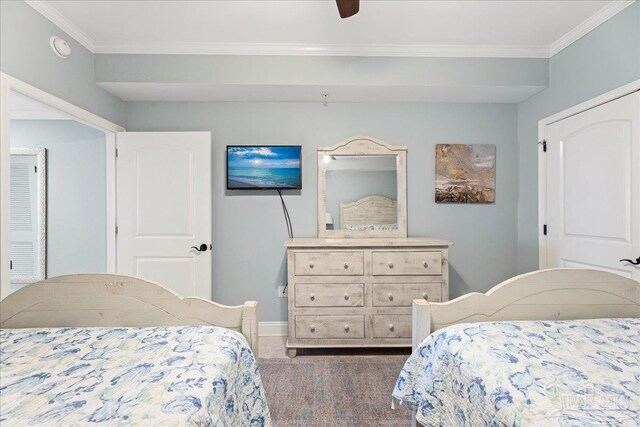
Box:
(0, 74), (124, 298)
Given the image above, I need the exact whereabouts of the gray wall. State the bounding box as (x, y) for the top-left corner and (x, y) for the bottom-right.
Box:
(125, 102), (518, 321)
(10, 120), (107, 276)
(516, 2), (640, 273)
(325, 170), (397, 229)
(0, 1), (125, 126)
(95, 54), (548, 94)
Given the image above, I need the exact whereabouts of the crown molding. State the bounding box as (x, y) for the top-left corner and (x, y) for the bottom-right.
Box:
(549, 0), (635, 56)
(93, 41), (549, 57)
(26, 0), (636, 59)
(25, 0), (95, 52)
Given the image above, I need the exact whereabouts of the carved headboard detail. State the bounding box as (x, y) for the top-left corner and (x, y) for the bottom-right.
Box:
(339, 195), (397, 229)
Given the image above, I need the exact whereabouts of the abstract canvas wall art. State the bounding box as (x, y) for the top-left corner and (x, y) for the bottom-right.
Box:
(435, 144), (496, 203)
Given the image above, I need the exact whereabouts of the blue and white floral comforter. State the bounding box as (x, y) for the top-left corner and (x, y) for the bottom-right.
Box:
(393, 318), (640, 426)
(0, 326), (271, 426)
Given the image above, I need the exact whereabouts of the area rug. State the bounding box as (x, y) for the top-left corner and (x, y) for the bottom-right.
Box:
(258, 356), (413, 427)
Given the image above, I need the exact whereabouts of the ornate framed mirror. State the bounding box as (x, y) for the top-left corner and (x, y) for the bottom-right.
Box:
(317, 136), (407, 238)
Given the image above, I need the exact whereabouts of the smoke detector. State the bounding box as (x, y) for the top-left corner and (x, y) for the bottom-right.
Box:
(50, 36), (71, 59)
(321, 91), (330, 107)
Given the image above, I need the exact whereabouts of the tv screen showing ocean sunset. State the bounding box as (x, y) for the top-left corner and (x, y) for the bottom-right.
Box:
(227, 146), (302, 190)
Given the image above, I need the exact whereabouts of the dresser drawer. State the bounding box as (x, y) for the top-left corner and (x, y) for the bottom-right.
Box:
(295, 315), (365, 339)
(372, 315), (412, 338)
(294, 252), (364, 276)
(372, 283), (442, 306)
(295, 283), (364, 307)
(372, 251), (442, 276)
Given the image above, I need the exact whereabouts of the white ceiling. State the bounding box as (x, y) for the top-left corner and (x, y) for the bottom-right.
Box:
(28, 0), (634, 57)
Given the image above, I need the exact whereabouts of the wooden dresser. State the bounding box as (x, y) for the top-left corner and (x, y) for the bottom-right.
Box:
(284, 238), (453, 357)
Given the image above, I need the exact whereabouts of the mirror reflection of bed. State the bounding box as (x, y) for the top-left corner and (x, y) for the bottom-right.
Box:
(339, 195), (398, 231)
(324, 154), (397, 231)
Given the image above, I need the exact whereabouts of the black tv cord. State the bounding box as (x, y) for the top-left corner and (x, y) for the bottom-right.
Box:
(276, 189), (294, 293)
(276, 189), (293, 239)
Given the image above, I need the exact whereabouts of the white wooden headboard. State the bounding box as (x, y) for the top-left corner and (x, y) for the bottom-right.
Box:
(412, 268), (640, 349)
(0, 274), (260, 356)
(339, 195), (397, 229)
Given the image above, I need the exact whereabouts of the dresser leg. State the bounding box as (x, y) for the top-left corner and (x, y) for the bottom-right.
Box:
(286, 348), (297, 358)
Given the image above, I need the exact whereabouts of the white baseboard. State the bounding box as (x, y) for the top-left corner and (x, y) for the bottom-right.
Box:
(259, 321), (288, 337)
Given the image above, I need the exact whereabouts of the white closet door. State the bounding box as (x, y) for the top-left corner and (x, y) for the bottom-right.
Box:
(10, 156), (38, 278)
(116, 132), (212, 298)
(545, 91), (640, 280)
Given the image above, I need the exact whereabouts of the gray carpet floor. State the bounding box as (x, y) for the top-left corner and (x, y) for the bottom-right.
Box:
(258, 355), (413, 427)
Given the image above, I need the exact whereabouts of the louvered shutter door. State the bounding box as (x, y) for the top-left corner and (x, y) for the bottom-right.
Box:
(10, 156), (39, 277)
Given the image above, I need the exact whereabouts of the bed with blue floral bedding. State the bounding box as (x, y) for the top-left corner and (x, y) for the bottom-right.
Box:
(0, 325), (271, 426)
(393, 318), (640, 426)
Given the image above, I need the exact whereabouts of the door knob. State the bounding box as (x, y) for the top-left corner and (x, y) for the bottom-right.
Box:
(620, 257), (640, 265)
(191, 243), (208, 252)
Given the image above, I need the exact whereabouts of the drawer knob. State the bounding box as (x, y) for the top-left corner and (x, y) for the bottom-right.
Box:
(344, 293), (349, 300)
(310, 294), (315, 301)
(309, 262), (314, 269)
(389, 324), (395, 332)
(344, 262), (349, 269)
(310, 325), (315, 333)
(344, 324), (350, 333)
(423, 261), (429, 268)
(388, 262), (394, 269)
(422, 292), (428, 300)
(388, 293), (394, 301)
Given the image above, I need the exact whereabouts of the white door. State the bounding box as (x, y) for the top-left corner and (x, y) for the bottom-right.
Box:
(544, 91), (640, 281)
(116, 132), (212, 298)
(9, 154), (41, 285)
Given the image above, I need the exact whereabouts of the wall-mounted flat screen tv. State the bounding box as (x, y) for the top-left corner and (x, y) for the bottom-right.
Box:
(227, 145), (302, 190)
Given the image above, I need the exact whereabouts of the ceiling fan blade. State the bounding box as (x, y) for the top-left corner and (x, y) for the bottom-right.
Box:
(336, 0), (359, 18)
